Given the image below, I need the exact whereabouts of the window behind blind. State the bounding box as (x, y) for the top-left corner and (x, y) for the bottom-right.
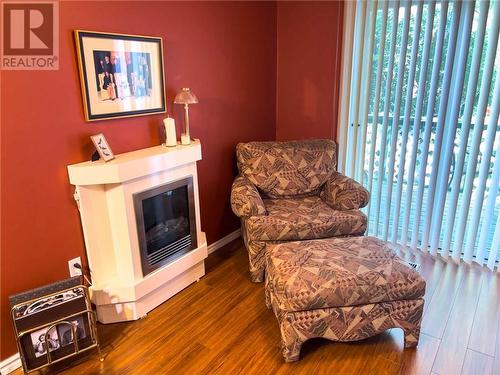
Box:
(341, 0), (500, 268)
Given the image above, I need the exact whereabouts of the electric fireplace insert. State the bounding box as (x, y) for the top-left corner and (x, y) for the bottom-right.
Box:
(133, 177), (197, 276)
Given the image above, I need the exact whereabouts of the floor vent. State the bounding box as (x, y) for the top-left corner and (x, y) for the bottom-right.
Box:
(407, 261), (420, 271)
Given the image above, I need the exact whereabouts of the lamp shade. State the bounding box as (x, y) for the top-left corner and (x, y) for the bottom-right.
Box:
(174, 88), (199, 104)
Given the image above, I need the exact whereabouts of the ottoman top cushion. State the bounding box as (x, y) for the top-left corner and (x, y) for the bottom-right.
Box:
(266, 236), (426, 312)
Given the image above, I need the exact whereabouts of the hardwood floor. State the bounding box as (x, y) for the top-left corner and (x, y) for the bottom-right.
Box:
(15, 239), (500, 375)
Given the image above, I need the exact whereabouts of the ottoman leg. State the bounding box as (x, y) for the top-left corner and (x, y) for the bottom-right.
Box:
(402, 299), (424, 348)
(282, 340), (302, 362)
(280, 318), (303, 362)
(403, 325), (421, 348)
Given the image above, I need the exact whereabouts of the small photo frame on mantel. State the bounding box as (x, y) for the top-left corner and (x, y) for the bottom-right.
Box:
(90, 133), (114, 162)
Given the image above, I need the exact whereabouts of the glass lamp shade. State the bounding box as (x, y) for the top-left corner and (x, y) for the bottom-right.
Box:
(174, 88), (199, 104)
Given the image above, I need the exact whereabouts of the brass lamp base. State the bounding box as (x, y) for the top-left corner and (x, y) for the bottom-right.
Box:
(181, 134), (191, 145)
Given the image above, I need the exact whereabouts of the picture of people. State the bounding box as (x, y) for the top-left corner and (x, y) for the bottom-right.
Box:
(31, 327), (60, 358)
(57, 317), (87, 347)
(76, 31), (165, 121)
(93, 51), (152, 102)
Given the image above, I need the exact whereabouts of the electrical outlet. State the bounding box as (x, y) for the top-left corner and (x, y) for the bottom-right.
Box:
(68, 257), (82, 277)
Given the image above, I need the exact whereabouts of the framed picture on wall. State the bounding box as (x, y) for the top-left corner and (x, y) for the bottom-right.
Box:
(74, 30), (166, 121)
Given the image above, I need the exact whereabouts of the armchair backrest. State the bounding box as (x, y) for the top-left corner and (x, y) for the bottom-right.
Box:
(236, 139), (337, 198)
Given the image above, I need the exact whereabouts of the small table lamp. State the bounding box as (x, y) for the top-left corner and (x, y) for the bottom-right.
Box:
(174, 88), (198, 145)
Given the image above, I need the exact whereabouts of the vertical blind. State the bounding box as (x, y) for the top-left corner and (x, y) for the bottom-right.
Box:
(342, 0), (500, 269)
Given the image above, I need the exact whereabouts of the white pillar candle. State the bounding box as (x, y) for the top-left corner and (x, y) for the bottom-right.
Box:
(163, 117), (177, 147)
(181, 134), (191, 145)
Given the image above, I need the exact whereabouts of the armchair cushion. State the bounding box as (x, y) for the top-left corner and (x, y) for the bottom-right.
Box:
(320, 172), (369, 210)
(236, 140), (336, 198)
(231, 176), (267, 218)
(246, 196), (367, 241)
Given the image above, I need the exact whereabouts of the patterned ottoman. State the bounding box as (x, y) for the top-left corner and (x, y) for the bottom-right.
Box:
(265, 236), (426, 362)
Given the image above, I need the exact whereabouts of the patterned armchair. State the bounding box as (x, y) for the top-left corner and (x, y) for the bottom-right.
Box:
(231, 139), (369, 282)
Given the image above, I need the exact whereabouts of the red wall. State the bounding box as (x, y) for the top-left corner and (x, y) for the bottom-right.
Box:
(276, 1), (344, 141)
(0, 1), (277, 359)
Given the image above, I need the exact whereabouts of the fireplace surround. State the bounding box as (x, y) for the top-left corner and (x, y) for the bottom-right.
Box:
(67, 141), (207, 323)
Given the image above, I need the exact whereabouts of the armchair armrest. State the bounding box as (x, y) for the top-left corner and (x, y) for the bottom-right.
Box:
(320, 172), (369, 210)
(231, 176), (267, 218)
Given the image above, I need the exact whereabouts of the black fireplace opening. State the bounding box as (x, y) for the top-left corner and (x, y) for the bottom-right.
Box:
(133, 177), (197, 276)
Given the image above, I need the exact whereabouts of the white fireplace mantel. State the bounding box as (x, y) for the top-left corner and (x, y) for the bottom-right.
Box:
(68, 141), (202, 186)
(67, 140), (207, 323)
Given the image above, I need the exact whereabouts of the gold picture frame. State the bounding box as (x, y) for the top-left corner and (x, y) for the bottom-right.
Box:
(74, 30), (166, 121)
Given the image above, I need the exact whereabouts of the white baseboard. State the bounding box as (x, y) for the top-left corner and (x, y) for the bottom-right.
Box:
(0, 353), (21, 375)
(0, 230), (241, 375)
(207, 229), (241, 255)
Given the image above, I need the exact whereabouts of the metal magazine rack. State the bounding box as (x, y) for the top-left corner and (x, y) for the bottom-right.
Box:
(9, 277), (103, 374)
